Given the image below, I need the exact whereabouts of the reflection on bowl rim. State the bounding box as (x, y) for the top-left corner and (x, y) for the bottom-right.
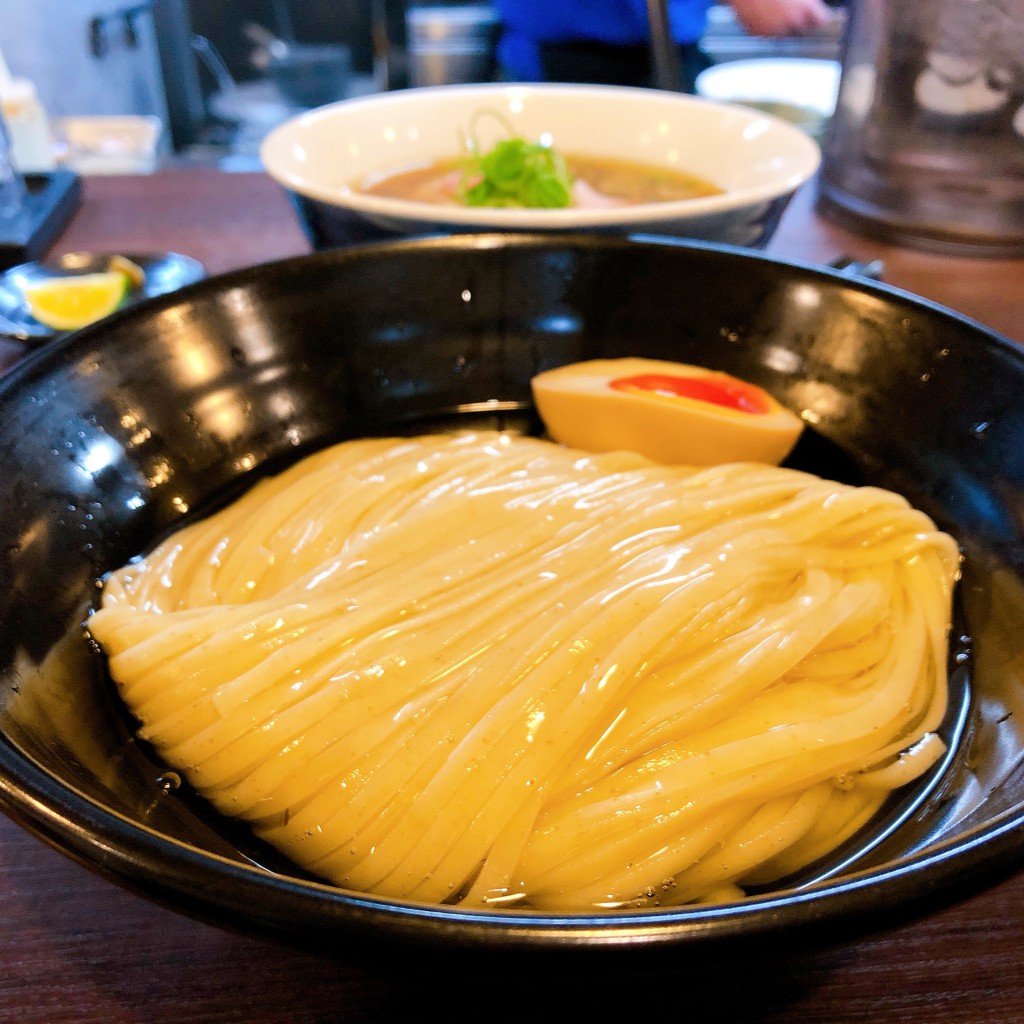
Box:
(259, 81), (822, 230)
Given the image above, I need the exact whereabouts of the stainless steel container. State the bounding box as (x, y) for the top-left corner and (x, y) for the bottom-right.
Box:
(701, 4), (846, 63)
(405, 4), (499, 87)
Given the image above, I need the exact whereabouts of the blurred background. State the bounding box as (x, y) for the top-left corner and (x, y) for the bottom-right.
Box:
(0, 0), (846, 172)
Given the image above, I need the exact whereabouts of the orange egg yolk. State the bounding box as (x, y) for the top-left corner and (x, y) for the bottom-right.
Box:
(530, 357), (806, 466)
(608, 373), (773, 415)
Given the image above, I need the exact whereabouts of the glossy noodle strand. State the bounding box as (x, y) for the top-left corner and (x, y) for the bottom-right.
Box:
(88, 431), (960, 911)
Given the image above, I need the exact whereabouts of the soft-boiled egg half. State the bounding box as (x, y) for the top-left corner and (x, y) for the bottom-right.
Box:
(531, 357), (804, 466)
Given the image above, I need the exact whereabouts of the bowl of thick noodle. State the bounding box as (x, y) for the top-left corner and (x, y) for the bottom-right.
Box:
(1, 233), (1023, 964)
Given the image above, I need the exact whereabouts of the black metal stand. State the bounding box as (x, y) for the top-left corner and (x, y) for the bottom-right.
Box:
(646, 0), (683, 91)
(0, 171), (82, 271)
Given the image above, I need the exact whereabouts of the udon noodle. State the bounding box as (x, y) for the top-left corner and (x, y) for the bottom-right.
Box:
(88, 431), (960, 911)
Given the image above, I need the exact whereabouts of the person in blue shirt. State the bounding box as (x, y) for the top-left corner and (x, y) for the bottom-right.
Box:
(493, 0), (833, 92)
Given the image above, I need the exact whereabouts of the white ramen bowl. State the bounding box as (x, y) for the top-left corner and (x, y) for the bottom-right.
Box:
(260, 82), (820, 249)
(695, 58), (840, 138)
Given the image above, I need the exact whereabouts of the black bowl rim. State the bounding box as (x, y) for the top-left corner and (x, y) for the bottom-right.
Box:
(2, 231), (1023, 956)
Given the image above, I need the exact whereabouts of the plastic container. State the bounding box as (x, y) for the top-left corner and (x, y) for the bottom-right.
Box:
(1, 78), (55, 173)
(53, 116), (163, 175)
(0, 107), (24, 219)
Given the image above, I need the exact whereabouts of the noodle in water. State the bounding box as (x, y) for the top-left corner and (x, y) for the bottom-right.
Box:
(88, 431), (960, 910)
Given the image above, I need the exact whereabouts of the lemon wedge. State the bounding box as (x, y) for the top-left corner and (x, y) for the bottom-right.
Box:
(107, 254), (147, 289)
(23, 271), (131, 331)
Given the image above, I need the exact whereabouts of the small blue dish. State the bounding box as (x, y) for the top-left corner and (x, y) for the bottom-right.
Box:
(0, 250), (205, 343)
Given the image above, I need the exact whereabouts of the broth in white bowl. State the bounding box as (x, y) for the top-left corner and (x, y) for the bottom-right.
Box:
(260, 82), (821, 248)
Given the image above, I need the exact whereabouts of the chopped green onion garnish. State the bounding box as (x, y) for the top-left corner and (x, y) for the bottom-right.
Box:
(458, 110), (574, 210)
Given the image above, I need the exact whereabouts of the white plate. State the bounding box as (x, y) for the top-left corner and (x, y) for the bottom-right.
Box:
(696, 58), (840, 122)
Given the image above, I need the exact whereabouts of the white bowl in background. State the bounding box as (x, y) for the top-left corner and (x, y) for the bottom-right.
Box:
(259, 82), (821, 249)
(695, 58), (840, 136)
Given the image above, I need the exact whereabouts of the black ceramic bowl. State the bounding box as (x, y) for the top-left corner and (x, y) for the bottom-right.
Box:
(1, 234), (1023, 965)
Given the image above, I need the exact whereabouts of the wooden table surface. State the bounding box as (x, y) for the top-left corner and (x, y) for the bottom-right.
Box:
(2, 169), (1023, 1024)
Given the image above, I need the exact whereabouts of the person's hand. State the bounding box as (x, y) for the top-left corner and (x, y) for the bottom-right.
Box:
(728, 0), (833, 37)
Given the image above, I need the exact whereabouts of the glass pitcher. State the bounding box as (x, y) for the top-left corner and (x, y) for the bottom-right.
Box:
(817, 0), (1024, 257)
